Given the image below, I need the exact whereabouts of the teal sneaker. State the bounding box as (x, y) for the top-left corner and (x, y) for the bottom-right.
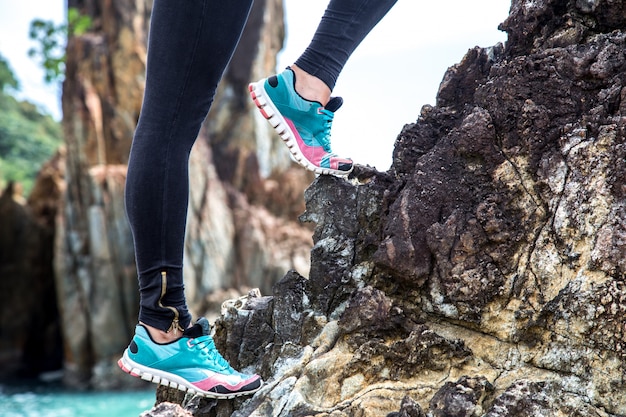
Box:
(118, 318), (262, 399)
(249, 67), (353, 177)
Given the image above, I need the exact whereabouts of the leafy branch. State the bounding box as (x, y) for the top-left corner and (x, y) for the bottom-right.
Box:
(28, 7), (92, 84)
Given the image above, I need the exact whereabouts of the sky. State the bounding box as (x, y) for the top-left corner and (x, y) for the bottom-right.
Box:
(0, 0), (510, 171)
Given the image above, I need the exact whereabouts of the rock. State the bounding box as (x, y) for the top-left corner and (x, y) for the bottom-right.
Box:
(0, 179), (62, 378)
(5, 1), (626, 416)
(429, 377), (494, 417)
(158, 1), (626, 416)
(141, 402), (193, 417)
(483, 380), (610, 417)
(387, 396), (426, 417)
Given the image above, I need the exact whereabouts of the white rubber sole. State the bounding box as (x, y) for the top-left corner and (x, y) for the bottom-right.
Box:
(117, 350), (262, 399)
(248, 80), (353, 177)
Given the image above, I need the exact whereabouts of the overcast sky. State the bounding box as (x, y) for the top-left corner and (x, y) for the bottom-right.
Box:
(0, 0), (510, 171)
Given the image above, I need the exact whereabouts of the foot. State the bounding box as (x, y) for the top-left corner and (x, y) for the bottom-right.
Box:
(248, 67), (353, 177)
(118, 318), (262, 399)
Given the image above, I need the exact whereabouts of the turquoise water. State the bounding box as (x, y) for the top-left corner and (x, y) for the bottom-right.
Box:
(0, 383), (155, 417)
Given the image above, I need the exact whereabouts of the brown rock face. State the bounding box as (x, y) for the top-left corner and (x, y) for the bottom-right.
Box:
(152, 0), (625, 416)
(0, 0), (313, 388)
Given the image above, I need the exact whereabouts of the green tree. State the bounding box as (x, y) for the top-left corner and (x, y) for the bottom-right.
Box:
(0, 54), (62, 195)
(0, 8), (92, 195)
(28, 7), (91, 84)
(0, 55), (19, 93)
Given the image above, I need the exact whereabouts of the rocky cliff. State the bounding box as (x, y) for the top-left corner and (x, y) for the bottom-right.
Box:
(0, 0), (314, 386)
(152, 0), (626, 416)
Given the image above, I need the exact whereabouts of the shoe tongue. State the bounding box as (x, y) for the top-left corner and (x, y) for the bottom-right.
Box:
(183, 317), (210, 338)
(324, 96), (343, 113)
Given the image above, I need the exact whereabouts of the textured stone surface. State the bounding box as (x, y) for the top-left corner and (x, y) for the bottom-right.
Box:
(150, 0), (626, 416)
(141, 402), (193, 417)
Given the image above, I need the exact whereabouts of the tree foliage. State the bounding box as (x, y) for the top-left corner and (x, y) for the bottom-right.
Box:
(0, 54), (62, 195)
(0, 8), (92, 195)
(28, 7), (92, 84)
(0, 55), (20, 93)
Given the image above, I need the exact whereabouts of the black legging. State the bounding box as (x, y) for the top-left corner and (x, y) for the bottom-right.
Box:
(125, 0), (398, 332)
(296, 0), (398, 90)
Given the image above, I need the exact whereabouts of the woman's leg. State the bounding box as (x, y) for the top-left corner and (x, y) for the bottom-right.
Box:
(125, 0), (253, 335)
(121, 0), (263, 399)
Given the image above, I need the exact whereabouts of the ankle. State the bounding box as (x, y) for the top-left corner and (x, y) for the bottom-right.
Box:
(291, 64), (331, 106)
(141, 322), (180, 344)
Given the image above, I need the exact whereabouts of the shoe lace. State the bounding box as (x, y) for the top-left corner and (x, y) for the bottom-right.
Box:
(190, 335), (234, 372)
(317, 109), (335, 154)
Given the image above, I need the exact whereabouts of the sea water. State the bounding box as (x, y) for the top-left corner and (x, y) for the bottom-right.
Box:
(0, 382), (155, 417)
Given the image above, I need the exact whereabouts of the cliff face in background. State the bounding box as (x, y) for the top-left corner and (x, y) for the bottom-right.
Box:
(152, 0), (626, 416)
(0, 0), (315, 387)
(57, 0), (316, 389)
